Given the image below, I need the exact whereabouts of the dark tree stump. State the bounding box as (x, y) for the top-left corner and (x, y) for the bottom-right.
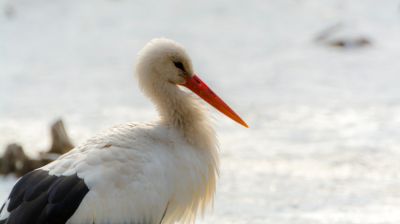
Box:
(48, 119), (74, 154)
(1, 143), (32, 176)
(1, 119), (75, 177)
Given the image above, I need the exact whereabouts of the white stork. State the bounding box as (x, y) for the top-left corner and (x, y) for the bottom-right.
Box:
(0, 38), (248, 224)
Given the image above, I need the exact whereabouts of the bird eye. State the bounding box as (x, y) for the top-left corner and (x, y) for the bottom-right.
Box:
(173, 61), (185, 71)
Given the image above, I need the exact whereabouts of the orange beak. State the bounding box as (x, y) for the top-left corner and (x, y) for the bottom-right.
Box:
(180, 75), (249, 128)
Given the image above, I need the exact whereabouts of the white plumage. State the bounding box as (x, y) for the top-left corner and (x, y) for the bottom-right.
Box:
(44, 122), (217, 223)
(0, 38), (247, 224)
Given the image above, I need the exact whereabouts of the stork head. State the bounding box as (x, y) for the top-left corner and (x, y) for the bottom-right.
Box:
(136, 38), (193, 86)
(136, 38), (248, 128)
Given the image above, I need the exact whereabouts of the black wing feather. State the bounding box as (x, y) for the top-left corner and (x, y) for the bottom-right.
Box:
(0, 169), (89, 224)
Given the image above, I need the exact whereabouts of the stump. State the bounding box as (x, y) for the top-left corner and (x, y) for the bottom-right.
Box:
(314, 23), (371, 49)
(1, 143), (32, 176)
(48, 119), (74, 154)
(1, 119), (75, 177)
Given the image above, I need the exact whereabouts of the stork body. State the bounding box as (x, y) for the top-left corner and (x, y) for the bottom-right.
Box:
(0, 38), (247, 224)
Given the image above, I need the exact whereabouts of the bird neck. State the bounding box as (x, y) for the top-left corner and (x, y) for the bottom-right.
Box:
(142, 81), (220, 219)
(149, 82), (217, 151)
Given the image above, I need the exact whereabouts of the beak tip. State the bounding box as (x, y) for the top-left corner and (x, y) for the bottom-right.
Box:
(235, 118), (249, 128)
(241, 122), (249, 128)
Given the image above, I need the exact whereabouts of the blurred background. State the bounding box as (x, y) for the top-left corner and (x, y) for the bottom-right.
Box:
(1, 0), (400, 223)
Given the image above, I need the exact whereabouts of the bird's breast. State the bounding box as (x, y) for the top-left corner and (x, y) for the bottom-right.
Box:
(40, 123), (217, 223)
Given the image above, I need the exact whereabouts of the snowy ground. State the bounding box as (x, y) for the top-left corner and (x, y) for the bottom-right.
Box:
(1, 0), (400, 223)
